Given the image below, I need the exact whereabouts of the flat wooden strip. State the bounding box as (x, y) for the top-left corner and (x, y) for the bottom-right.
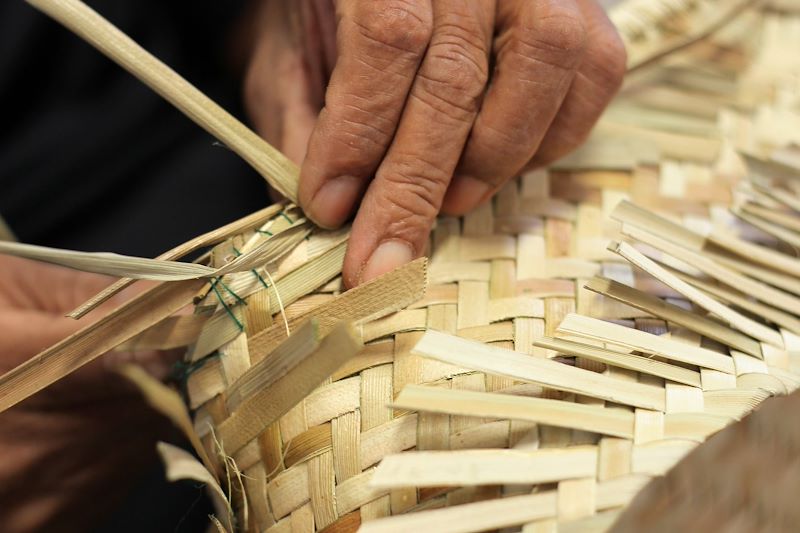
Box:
(709, 230), (800, 277)
(536, 336), (702, 387)
(556, 313), (736, 374)
(0, 240), (216, 280)
(225, 320), (320, 409)
(411, 331), (666, 410)
(622, 223), (800, 316)
(712, 251), (800, 297)
(68, 205), (284, 318)
(359, 475), (649, 533)
(248, 258), (428, 363)
(393, 385), (634, 438)
(218, 321), (363, 454)
(666, 264), (800, 336)
(610, 200), (704, 250)
(359, 490), (558, 533)
(26, 0), (299, 201)
(611, 241), (784, 348)
(0, 213), (305, 314)
(157, 442), (233, 531)
(736, 210), (800, 248)
(119, 313), (209, 351)
(0, 279), (205, 413)
(741, 202), (800, 233)
(370, 447), (598, 488)
(612, 0), (757, 72)
(585, 277), (762, 358)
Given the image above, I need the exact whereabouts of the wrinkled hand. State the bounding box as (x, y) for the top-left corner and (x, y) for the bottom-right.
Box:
(245, 0), (626, 287)
(0, 256), (177, 532)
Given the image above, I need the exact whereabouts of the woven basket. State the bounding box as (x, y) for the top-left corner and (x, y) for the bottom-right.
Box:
(2, 1), (798, 532)
(176, 5), (800, 531)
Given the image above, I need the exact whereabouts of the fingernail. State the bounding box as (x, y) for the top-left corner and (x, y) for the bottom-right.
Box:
(360, 240), (414, 284)
(307, 176), (361, 229)
(442, 175), (492, 215)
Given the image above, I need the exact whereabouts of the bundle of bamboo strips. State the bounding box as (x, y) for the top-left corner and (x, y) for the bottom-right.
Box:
(1, 0), (800, 532)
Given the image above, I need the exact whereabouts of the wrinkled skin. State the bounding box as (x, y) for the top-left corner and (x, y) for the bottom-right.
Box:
(0, 256), (179, 532)
(1, 2), (625, 529)
(244, 0), (627, 287)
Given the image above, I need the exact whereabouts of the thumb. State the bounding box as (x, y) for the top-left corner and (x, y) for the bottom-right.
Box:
(341, 166), (449, 288)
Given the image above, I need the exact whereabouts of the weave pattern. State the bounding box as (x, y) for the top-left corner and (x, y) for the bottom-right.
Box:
(177, 6), (800, 532)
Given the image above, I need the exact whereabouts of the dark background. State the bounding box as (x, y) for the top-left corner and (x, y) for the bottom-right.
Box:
(0, 0), (267, 257)
(0, 1), (269, 531)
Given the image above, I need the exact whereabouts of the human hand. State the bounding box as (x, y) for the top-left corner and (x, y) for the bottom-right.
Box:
(0, 256), (178, 532)
(244, 0), (626, 287)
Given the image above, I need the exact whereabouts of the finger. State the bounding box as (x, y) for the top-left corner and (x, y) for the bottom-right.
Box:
(0, 309), (82, 367)
(442, 0), (588, 215)
(244, 8), (320, 165)
(527, 0), (627, 167)
(0, 256), (111, 313)
(342, 0), (495, 287)
(298, 0), (435, 228)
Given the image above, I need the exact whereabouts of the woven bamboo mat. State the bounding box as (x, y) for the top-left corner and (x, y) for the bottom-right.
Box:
(0, 1), (799, 532)
(170, 5), (800, 532)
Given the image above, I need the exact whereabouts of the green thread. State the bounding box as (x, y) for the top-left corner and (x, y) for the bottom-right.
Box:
(257, 229), (273, 237)
(279, 211), (294, 224)
(172, 352), (221, 383)
(219, 278), (247, 306)
(232, 246), (270, 290)
(210, 278), (244, 331)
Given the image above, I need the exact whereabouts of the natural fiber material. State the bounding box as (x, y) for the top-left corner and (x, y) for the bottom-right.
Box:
(1, 1), (799, 532)
(172, 6), (797, 530)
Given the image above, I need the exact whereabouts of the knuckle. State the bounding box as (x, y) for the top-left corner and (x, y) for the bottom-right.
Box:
(355, 1), (433, 55)
(518, 3), (587, 60)
(316, 119), (388, 175)
(378, 157), (449, 225)
(585, 30), (628, 90)
(414, 40), (489, 116)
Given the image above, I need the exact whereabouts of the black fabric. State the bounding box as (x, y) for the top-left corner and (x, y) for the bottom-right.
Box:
(1, 2), (266, 531)
(0, 1), (267, 257)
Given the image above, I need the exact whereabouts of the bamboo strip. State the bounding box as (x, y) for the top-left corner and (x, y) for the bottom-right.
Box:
(557, 313), (736, 374)
(157, 442), (233, 531)
(708, 230), (800, 278)
(621, 223), (800, 315)
(584, 277), (762, 357)
(703, 252), (800, 298)
(68, 205), (285, 318)
(359, 475), (650, 533)
(0, 219), (309, 282)
(118, 314), (209, 351)
(735, 210), (800, 248)
(370, 447), (599, 488)
(611, 0), (760, 72)
(752, 182), (800, 213)
(610, 241), (784, 347)
(613, 201), (800, 297)
(218, 321), (363, 454)
(248, 259), (428, 363)
(666, 266), (800, 335)
(392, 385), (635, 438)
(0, 279), (205, 412)
(226, 320), (321, 409)
(0, 240), (216, 280)
(411, 331), (666, 410)
(741, 202), (800, 233)
(25, 0), (299, 201)
(535, 336), (702, 387)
